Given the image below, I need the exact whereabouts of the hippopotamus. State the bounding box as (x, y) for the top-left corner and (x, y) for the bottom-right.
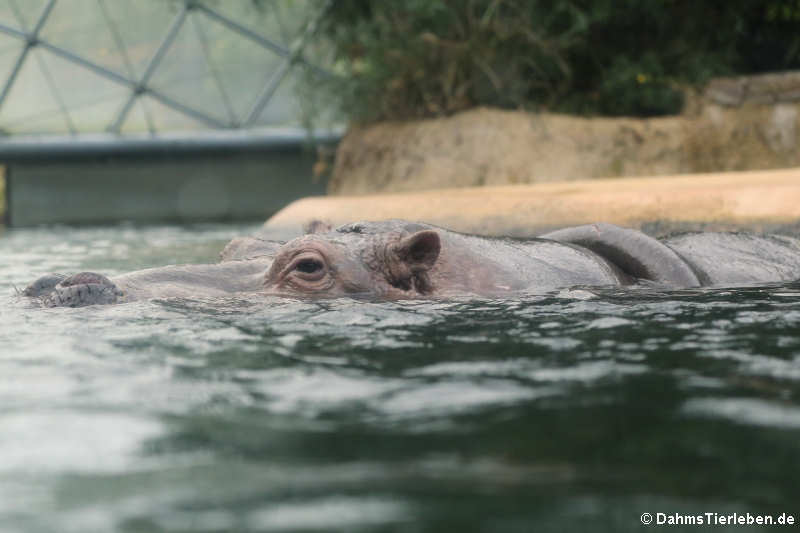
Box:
(22, 221), (800, 307)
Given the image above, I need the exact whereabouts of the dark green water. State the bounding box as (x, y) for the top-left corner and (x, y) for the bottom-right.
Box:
(2, 224), (799, 532)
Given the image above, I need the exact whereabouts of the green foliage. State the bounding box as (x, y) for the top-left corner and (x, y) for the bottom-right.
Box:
(311, 0), (800, 121)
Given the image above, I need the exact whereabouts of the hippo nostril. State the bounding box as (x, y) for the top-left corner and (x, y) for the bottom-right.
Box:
(61, 272), (115, 288)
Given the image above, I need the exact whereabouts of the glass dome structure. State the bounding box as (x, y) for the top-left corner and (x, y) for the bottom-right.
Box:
(0, 0), (332, 135)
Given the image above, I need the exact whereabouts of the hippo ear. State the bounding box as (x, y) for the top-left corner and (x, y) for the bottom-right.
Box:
(395, 230), (441, 271)
(303, 219), (333, 235)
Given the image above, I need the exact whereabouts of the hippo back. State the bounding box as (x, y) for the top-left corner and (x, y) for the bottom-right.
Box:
(541, 223), (701, 287)
(663, 233), (800, 285)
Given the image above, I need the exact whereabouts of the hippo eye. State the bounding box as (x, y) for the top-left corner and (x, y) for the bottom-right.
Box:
(288, 254), (328, 282)
(296, 258), (323, 274)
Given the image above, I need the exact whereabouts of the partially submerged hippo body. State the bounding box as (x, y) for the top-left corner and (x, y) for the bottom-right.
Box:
(23, 221), (800, 307)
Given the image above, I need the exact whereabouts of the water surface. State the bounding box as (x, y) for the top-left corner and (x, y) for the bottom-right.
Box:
(2, 224), (799, 532)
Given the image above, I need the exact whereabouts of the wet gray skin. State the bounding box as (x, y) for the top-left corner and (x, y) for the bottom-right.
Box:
(22, 221), (800, 307)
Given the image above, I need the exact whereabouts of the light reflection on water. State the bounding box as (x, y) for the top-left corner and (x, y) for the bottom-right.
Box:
(2, 223), (800, 532)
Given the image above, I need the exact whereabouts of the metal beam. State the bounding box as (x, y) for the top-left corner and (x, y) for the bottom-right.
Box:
(107, 4), (189, 132)
(243, 0), (335, 126)
(0, 128), (342, 161)
(243, 59), (290, 127)
(0, 0), (57, 111)
(194, 3), (290, 59)
(97, 0), (156, 132)
(33, 46), (77, 133)
(0, 0), (334, 133)
(0, 22), (225, 131)
(146, 88), (227, 129)
(38, 39), (133, 87)
(190, 10), (236, 124)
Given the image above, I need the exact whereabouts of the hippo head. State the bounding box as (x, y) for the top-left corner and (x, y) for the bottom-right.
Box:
(263, 223), (442, 298)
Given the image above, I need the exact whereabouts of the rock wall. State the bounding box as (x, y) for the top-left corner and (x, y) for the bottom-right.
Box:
(266, 169), (800, 239)
(328, 72), (800, 196)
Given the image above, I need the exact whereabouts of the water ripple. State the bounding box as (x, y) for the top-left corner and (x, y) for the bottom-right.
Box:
(3, 225), (800, 531)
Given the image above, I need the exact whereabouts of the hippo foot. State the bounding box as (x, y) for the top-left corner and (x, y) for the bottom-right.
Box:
(24, 272), (124, 307)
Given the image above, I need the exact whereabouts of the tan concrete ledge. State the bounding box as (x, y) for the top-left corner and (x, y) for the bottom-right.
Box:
(264, 168), (800, 238)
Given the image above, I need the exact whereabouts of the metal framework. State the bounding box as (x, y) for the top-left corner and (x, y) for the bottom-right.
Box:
(0, 0), (332, 134)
